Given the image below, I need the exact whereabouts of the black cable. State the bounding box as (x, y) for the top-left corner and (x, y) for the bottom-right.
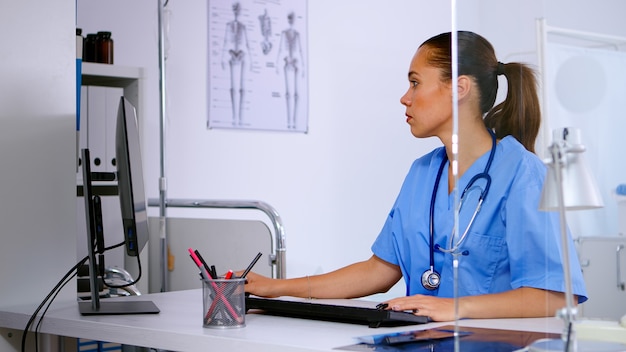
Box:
(102, 244), (142, 289)
(104, 241), (124, 252)
(21, 240), (126, 352)
(34, 268), (78, 352)
(21, 255), (88, 352)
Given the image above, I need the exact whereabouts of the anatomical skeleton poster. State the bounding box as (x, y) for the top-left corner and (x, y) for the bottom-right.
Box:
(207, 0), (308, 133)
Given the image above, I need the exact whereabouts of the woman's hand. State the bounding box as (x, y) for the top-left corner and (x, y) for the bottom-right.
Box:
(382, 294), (456, 322)
(381, 288), (569, 321)
(239, 271), (279, 298)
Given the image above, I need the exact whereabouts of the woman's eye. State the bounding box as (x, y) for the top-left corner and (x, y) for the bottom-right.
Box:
(410, 81), (419, 88)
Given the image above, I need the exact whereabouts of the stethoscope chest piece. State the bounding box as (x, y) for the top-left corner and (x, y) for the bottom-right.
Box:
(421, 268), (441, 290)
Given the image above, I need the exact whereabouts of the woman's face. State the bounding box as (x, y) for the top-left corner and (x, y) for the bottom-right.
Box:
(400, 46), (452, 139)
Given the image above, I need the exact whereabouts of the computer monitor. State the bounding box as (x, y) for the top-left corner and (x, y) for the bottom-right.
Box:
(78, 97), (159, 315)
(116, 96), (149, 257)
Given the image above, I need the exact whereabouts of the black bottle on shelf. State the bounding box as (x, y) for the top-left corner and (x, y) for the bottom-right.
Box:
(84, 33), (97, 63)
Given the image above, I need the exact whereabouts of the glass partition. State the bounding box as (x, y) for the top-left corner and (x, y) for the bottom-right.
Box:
(450, 1), (626, 351)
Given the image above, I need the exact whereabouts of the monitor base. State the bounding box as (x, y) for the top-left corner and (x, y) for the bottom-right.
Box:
(78, 300), (160, 315)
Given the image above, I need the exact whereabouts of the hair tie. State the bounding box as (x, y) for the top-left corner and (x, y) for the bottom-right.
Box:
(496, 62), (505, 76)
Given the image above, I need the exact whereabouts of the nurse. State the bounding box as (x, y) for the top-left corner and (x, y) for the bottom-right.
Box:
(242, 31), (587, 322)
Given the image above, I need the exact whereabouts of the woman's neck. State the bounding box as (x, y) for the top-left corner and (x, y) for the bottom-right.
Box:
(444, 126), (494, 192)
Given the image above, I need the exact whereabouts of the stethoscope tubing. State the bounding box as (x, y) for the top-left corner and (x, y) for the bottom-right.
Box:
(424, 130), (496, 286)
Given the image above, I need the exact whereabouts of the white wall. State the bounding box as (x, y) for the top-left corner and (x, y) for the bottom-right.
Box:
(0, 0), (76, 303)
(76, 1), (451, 291)
(0, 0), (76, 350)
(77, 0), (626, 297)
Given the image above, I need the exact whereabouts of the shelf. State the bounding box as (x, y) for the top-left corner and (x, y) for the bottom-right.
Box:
(81, 62), (143, 88)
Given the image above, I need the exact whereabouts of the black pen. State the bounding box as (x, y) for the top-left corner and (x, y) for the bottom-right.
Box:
(241, 252), (263, 278)
(194, 249), (215, 279)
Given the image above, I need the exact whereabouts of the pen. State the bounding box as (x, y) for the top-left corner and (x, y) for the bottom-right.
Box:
(188, 248), (211, 281)
(241, 252), (262, 278)
(188, 254), (210, 281)
(194, 249), (215, 279)
(224, 270), (234, 279)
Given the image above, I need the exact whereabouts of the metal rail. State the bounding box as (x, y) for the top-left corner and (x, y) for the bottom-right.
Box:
(148, 198), (286, 279)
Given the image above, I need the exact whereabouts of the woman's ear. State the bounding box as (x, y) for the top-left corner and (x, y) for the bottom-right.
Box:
(456, 75), (472, 101)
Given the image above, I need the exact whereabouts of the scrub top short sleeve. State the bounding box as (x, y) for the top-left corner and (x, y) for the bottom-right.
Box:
(371, 137), (588, 303)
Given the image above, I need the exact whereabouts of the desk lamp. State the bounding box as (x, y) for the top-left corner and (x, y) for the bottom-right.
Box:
(529, 127), (626, 352)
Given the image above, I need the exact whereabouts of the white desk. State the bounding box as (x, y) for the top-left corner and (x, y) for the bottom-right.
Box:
(0, 289), (563, 352)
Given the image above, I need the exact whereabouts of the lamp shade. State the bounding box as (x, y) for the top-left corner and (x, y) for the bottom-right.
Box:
(539, 127), (604, 211)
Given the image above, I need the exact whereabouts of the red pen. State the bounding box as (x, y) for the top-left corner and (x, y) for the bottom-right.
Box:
(224, 270), (234, 279)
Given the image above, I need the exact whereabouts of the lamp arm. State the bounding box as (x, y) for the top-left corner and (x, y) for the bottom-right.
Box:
(549, 143), (577, 348)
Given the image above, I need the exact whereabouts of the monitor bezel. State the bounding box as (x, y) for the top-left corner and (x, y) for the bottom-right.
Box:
(116, 96), (149, 257)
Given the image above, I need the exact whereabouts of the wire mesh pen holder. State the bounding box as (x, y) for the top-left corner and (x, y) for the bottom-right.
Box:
(202, 277), (246, 328)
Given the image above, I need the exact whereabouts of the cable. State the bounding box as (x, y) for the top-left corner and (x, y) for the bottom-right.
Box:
(21, 240), (126, 352)
(34, 268), (78, 352)
(21, 255), (88, 352)
(104, 241), (124, 252)
(565, 320), (573, 352)
(102, 244), (142, 289)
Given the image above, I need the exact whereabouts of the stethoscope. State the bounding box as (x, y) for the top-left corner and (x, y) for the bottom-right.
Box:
(421, 130), (496, 290)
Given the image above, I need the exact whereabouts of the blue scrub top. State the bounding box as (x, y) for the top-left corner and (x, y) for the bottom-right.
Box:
(371, 136), (588, 303)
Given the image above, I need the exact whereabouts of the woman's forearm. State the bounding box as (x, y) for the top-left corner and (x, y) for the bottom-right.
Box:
(271, 255), (402, 299)
(460, 287), (571, 319)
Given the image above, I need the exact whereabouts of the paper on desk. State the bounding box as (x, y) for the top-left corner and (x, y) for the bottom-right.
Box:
(356, 327), (464, 345)
(576, 319), (626, 344)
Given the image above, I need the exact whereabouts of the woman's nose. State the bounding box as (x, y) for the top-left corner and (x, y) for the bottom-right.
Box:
(400, 91), (411, 106)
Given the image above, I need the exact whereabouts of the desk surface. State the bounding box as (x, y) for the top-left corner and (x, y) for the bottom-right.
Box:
(0, 289), (563, 352)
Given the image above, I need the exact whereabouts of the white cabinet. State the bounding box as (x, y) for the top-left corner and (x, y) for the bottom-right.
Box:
(81, 62), (144, 137)
(82, 63), (143, 106)
(577, 236), (626, 320)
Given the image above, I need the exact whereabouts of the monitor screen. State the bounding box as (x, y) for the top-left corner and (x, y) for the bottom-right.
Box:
(116, 96), (148, 257)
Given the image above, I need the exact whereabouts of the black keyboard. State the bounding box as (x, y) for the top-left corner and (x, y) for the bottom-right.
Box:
(245, 296), (430, 328)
